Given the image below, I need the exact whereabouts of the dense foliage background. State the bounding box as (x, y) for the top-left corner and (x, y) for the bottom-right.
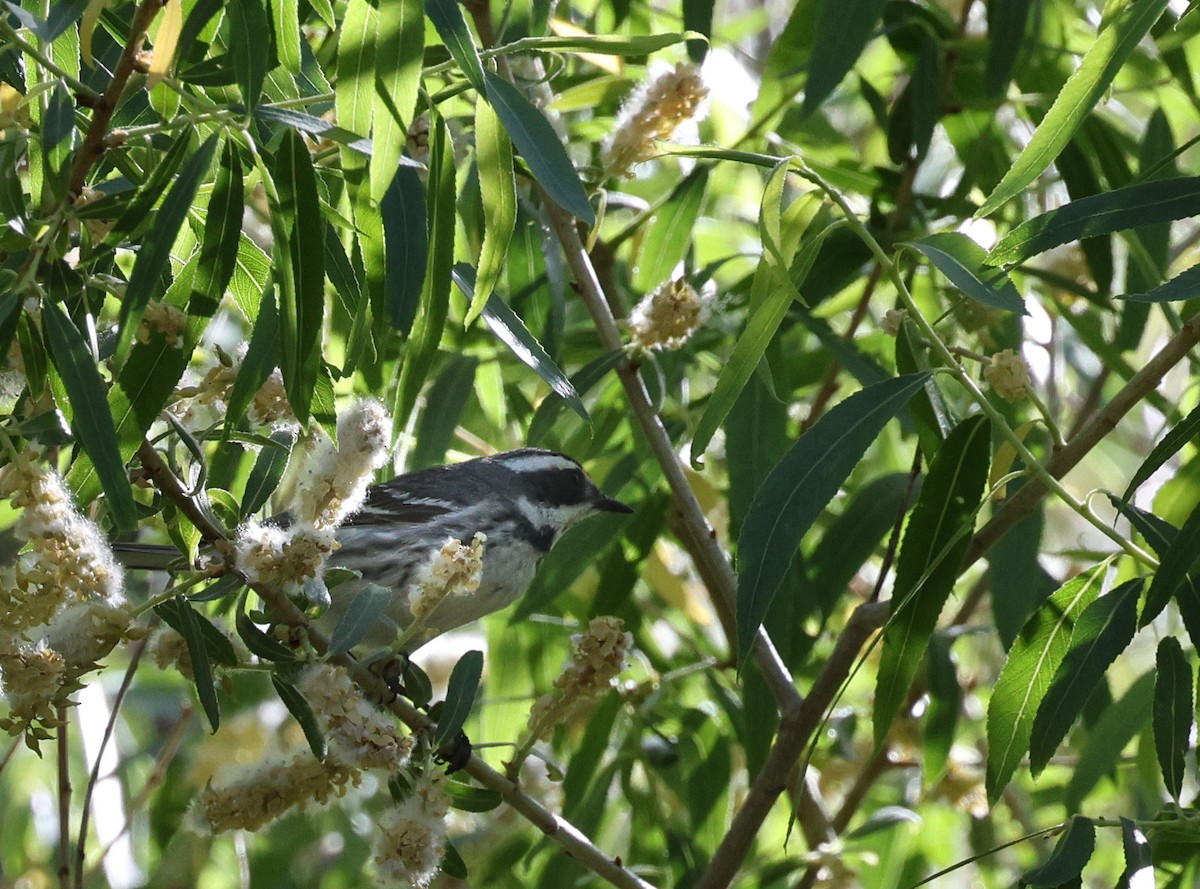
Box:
(2, 0), (1200, 886)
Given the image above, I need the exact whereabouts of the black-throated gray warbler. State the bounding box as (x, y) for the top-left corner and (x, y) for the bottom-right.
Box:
(120, 449), (632, 648)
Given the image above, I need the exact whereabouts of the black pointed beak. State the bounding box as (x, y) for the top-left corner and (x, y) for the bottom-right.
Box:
(595, 495), (634, 514)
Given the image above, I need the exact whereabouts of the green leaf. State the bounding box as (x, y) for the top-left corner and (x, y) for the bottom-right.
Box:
(1022, 816), (1095, 888)
(803, 0), (887, 115)
(903, 232), (1025, 314)
(736, 373), (931, 660)
(119, 134), (219, 342)
(985, 0), (1033, 95)
(483, 71), (595, 226)
(445, 779), (503, 812)
(189, 138), (244, 317)
(242, 429), (295, 518)
(435, 650), (483, 749)
(394, 113), (455, 430)
(1122, 263), (1200, 302)
(229, 0), (270, 108)
(268, 0), (300, 72)
(42, 303), (137, 532)
(412, 356), (478, 469)
(634, 168), (708, 292)
(874, 415), (991, 744)
(471, 96), (516, 323)
(155, 597), (220, 731)
(271, 129), (326, 424)
(272, 676), (326, 760)
(380, 166), (427, 333)
(1064, 671), (1154, 813)
(1028, 579), (1141, 775)
(1154, 636), (1193, 801)
(1122, 402), (1200, 503)
(235, 602), (298, 662)
(977, 0), (1173, 216)
(986, 563), (1108, 803)
(496, 32), (701, 57)
(336, 0), (377, 170)
(451, 265), (589, 423)
(425, 0), (486, 94)
(989, 177), (1200, 265)
(225, 289), (279, 433)
(527, 350), (622, 446)
(1144, 502), (1200, 623)
(328, 583), (393, 655)
(1117, 815), (1154, 889)
(254, 106), (374, 156)
(370, 0), (423, 201)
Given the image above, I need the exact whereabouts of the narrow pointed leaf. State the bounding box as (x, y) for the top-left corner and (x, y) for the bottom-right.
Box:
(874, 415), (991, 744)
(1028, 579), (1141, 775)
(225, 289), (279, 433)
(1117, 816), (1153, 889)
(452, 265), (588, 422)
(242, 429), (295, 518)
(255, 106), (374, 156)
(272, 676), (326, 760)
(1122, 402), (1200, 503)
(986, 563), (1107, 803)
(229, 0), (270, 108)
(1122, 263), (1200, 302)
(381, 166), (428, 332)
(1153, 636), (1192, 800)
(904, 232), (1025, 314)
(155, 597), (220, 731)
(42, 302), (137, 532)
(802, 0), (887, 115)
(434, 650), (484, 748)
(635, 168), (709, 292)
(736, 373), (932, 660)
(1144, 501), (1200, 621)
(328, 582), (393, 655)
(989, 177), (1200, 265)
(271, 130), (325, 424)
(370, 0), (423, 200)
(1064, 671), (1154, 813)
(269, 0), (300, 72)
(189, 138), (244, 317)
(471, 96), (516, 323)
(336, 0), (377, 171)
(978, 0), (1172, 216)
(426, 0), (486, 94)
(119, 135), (219, 340)
(483, 71), (595, 225)
(1022, 816), (1095, 888)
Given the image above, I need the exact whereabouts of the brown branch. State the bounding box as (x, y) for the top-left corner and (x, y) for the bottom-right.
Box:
(136, 442), (656, 889)
(68, 0), (165, 196)
(694, 602), (888, 889)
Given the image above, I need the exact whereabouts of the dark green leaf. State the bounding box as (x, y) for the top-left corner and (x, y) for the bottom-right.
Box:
(229, 0), (270, 108)
(242, 428), (295, 518)
(803, 0), (887, 115)
(272, 676), (326, 760)
(446, 779), (502, 812)
(394, 113), (455, 429)
(1153, 636), (1193, 800)
(189, 139), (244, 317)
(328, 583), (393, 655)
(985, 0), (1033, 95)
(875, 415), (991, 744)
(483, 71), (595, 225)
(412, 356), (478, 469)
(452, 266), (589, 423)
(986, 563), (1107, 803)
(904, 232), (1025, 314)
(440, 842), (468, 880)
(1022, 816), (1095, 888)
(1144, 502), (1200, 624)
(634, 168), (708, 292)
(527, 350), (621, 446)
(425, 0), (486, 94)
(1029, 579), (1141, 775)
(381, 166), (428, 333)
(119, 135), (220, 342)
(434, 650), (483, 748)
(225, 289), (279, 433)
(155, 596), (238, 667)
(42, 303), (137, 532)
(1122, 263), (1200, 303)
(978, 0), (1174, 216)
(1116, 816), (1153, 888)
(990, 178), (1200, 265)
(254, 106), (374, 156)
(736, 373), (932, 660)
(271, 129), (325, 424)
(682, 0), (713, 60)
(1064, 671), (1154, 813)
(155, 597), (220, 731)
(1122, 402), (1200, 503)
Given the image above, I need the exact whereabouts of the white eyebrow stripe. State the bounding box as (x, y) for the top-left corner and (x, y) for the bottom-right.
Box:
(494, 453), (580, 474)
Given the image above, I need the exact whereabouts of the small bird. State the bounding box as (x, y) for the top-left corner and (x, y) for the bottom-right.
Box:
(120, 449), (632, 648)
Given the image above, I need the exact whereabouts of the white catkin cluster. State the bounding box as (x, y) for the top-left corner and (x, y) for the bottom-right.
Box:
(0, 451), (132, 742)
(235, 398), (393, 604)
(603, 62), (709, 178)
(375, 769), (452, 889)
(629, 279), (707, 351)
(408, 533), (486, 632)
(297, 663), (413, 771)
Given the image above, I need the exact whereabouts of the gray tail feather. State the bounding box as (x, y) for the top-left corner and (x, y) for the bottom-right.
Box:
(112, 543), (185, 571)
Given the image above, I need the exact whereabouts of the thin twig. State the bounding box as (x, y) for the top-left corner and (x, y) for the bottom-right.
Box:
(57, 705), (72, 889)
(136, 442), (656, 889)
(75, 633), (151, 889)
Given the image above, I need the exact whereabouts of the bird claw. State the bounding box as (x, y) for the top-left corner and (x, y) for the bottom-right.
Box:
(436, 729), (472, 773)
(367, 652), (410, 704)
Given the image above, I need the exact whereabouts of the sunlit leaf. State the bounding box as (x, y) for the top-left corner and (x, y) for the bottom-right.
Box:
(471, 96), (516, 323)
(903, 232), (1025, 314)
